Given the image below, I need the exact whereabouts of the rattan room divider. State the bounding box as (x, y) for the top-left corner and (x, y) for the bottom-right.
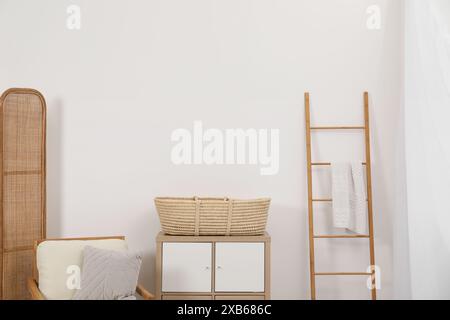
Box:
(0, 88), (46, 300)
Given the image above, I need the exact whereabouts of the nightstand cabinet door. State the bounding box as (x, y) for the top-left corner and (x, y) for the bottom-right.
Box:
(215, 242), (265, 292)
(162, 243), (212, 292)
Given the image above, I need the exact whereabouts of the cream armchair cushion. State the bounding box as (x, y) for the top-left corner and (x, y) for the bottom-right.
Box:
(36, 239), (128, 300)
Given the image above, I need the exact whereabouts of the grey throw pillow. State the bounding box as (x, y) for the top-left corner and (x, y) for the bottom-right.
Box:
(72, 246), (142, 300)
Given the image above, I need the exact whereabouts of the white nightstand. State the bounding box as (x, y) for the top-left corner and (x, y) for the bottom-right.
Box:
(155, 232), (271, 300)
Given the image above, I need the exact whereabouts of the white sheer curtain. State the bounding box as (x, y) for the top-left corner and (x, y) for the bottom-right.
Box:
(405, 0), (450, 299)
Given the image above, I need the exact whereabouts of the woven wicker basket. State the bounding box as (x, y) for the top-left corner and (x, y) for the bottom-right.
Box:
(155, 197), (270, 236)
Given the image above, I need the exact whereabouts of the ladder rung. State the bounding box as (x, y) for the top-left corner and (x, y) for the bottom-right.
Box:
(315, 272), (372, 276)
(310, 126), (365, 130)
(312, 198), (368, 202)
(311, 162), (367, 166)
(313, 234), (370, 239)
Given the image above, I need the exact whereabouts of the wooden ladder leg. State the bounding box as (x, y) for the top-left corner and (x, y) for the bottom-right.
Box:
(305, 92), (316, 300)
(364, 92), (377, 300)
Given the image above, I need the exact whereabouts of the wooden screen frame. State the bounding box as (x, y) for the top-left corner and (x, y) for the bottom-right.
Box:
(0, 88), (47, 299)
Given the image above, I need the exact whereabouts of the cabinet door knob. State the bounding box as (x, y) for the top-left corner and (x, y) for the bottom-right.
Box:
(216, 265), (222, 269)
(205, 266), (210, 270)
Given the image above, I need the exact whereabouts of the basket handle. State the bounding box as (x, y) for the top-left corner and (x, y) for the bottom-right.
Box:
(225, 198), (233, 236)
(194, 196), (201, 236)
(193, 196), (232, 236)
(191, 197), (230, 201)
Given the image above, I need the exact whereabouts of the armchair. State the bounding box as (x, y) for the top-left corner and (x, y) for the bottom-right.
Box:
(27, 236), (154, 300)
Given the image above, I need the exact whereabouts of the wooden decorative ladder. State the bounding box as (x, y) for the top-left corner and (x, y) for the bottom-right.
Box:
(304, 92), (377, 300)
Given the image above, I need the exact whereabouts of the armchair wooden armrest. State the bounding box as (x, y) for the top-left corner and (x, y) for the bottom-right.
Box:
(27, 277), (45, 300)
(136, 284), (155, 300)
(27, 277), (154, 300)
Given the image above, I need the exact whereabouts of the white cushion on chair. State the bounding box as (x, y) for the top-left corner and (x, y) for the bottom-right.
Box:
(37, 239), (128, 300)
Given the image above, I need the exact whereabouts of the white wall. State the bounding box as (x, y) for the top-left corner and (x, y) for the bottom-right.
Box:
(0, 0), (403, 299)
(404, 0), (450, 299)
(392, 0), (411, 300)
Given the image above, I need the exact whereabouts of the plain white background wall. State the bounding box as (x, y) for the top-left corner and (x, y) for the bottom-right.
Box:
(404, 0), (450, 299)
(0, 0), (403, 299)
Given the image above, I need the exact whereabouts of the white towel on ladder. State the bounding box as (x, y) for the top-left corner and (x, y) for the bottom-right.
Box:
(331, 163), (352, 228)
(331, 162), (368, 234)
(349, 162), (367, 234)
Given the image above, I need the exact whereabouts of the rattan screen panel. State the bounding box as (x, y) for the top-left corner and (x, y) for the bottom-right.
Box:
(3, 94), (43, 172)
(0, 89), (46, 300)
(3, 174), (43, 250)
(2, 250), (33, 299)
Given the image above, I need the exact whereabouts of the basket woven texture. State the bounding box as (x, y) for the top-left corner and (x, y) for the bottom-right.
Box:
(155, 197), (270, 236)
(0, 89), (46, 300)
